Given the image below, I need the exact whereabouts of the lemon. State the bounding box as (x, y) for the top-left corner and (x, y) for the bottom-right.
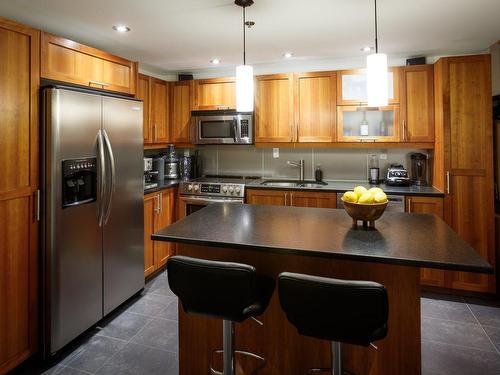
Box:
(353, 186), (368, 198)
(374, 191), (388, 203)
(342, 191), (358, 203)
(369, 187), (384, 195)
(358, 192), (375, 204)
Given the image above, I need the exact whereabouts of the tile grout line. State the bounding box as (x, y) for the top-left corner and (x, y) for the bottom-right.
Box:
(464, 302), (500, 356)
(421, 338), (500, 354)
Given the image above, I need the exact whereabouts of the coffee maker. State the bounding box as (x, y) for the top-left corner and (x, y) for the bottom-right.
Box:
(410, 153), (428, 186)
(164, 144), (179, 179)
(144, 157), (158, 190)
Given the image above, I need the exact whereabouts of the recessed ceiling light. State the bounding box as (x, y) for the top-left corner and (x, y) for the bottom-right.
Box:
(361, 46), (373, 52)
(210, 59), (221, 64)
(283, 52), (294, 58)
(112, 25), (131, 33)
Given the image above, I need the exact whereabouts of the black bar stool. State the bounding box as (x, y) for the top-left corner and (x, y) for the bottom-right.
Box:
(167, 255), (275, 375)
(278, 272), (389, 375)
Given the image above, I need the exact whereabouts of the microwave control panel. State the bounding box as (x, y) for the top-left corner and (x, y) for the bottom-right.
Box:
(240, 119), (249, 138)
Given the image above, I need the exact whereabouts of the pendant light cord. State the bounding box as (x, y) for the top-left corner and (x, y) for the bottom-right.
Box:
(243, 6), (246, 65)
(374, 0), (379, 53)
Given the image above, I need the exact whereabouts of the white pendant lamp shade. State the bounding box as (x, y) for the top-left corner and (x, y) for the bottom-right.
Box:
(367, 52), (388, 107)
(236, 65), (254, 112)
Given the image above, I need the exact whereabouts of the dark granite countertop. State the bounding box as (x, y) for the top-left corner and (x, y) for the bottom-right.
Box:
(246, 179), (444, 197)
(152, 203), (492, 273)
(144, 179), (180, 195)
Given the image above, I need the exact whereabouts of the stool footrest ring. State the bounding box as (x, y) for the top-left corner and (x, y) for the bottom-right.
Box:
(210, 348), (266, 375)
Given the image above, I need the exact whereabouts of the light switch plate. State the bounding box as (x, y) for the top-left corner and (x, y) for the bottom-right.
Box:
(273, 148), (279, 158)
(380, 153), (387, 160)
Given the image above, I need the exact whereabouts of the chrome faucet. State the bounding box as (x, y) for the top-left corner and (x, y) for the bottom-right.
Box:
(287, 159), (305, 181)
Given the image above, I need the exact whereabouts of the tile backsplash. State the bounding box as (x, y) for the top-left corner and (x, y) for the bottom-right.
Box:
(194, 145), (432, 182)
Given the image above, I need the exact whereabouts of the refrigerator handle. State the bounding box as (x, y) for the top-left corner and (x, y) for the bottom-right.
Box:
(97, 130), (106, 227)
(102, 129), (116, 225)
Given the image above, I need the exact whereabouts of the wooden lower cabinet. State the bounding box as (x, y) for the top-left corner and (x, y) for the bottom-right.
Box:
(246, 189), (336, 208)
(144, 188), (177, 277)
(405, 196), (446, 287)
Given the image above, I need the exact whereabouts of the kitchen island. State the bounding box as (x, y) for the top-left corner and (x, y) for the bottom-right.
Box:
(152, 203), (492, 375)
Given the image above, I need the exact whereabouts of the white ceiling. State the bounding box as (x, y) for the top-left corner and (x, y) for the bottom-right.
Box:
(1, 0), (499, 77)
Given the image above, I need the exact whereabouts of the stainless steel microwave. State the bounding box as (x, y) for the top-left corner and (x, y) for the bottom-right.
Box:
(190, 110), (254, 145)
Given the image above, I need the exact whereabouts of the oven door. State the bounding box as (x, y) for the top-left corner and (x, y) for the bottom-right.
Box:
(192, 115), (238, 144)
(179, 195), (244, 219)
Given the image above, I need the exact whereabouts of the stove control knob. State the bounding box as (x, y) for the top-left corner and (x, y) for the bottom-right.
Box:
(235, 186), (241, 194)
(229, 186), (234, 194)
(222, 185), (228, 193)
(194, 184), (199, 191)
(187, 184), (193, 191)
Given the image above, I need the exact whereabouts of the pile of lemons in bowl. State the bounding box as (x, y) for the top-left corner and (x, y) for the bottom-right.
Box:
(342, 186), (388, 205)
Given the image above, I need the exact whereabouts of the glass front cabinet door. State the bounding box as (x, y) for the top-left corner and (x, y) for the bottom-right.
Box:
(337, 105), (401, 142)
(337, 68), (400, 105)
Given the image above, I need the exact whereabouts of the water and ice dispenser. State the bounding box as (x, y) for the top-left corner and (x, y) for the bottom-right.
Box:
(62, 158), (97, 208)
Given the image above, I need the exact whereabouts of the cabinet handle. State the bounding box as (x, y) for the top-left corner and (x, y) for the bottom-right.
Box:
(407, 198), (411, 213)
(402, 120), (407, 141)
(159, 193), (163, 213)
(446, 171), (451, 195)
(284, 193), (288, 206)
(154, 194), (160, 214)
(153, 124), (157, 141)
(216, 105), (230, 110)
(290, 193), (294, 206)
(357, 137), (378, 142)
(296, 124), (299, 142)
(89, 80), (109, 87)
(35, 189), (41, 221)
(290, 124), (293, 142)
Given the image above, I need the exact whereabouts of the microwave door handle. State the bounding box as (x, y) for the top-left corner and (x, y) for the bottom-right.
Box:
(232, 118), (238, 142)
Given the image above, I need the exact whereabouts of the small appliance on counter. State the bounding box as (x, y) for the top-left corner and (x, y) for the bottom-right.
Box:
(179, 155), (192, 180)
(410, 153), (428, 186)
(153, 156), (165, 182)
(385, 164), (410, 186)
(165, 144), (179, 179)
(144, 157), (158, 190)
(368, 154), (380, 184)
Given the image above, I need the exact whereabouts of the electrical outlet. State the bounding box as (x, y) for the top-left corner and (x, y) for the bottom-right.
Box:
(273, 148), (279, 158)
(380, 153), (387, 160)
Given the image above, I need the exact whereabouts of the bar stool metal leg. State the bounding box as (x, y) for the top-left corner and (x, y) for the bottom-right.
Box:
(331, 341), (342, 375)
(223, 320), (235, 375)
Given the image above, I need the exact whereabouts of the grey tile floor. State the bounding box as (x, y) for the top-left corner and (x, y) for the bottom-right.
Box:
(11, 270), (500, 375)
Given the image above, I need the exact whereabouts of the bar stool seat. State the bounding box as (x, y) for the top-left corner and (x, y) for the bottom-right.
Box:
(167, 255), (275, 375)
(278, 272), (389, 375)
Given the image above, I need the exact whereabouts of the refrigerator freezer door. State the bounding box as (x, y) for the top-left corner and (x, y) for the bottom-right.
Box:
(102, 96), (145, 314)
(43, 88), (103, 353)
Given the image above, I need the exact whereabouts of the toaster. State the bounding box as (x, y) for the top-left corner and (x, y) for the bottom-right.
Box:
(385, 164), (411, 186)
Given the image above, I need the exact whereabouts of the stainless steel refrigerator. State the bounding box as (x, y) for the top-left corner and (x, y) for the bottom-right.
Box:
(41, 87), (144, 355)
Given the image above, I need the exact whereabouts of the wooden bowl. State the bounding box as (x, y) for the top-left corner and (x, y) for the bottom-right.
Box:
(340, 198), (388, 228)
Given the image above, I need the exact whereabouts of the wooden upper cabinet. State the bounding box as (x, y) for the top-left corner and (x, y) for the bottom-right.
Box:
(295, 72), (337, 142)
(255, 74), (295, 143)
(137, 74), (152, 144)
(400, 65), (434, 142)
(0, 18), (39, 374)
(194, 77), (236, 110)
(151, 78), (170, 143)
(170, 80), (193, 144)
(41, 32), (137, 95)
(337, 67), (400, 105)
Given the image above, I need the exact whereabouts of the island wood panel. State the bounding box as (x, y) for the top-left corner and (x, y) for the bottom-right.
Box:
(290, 191), (337, 208)
(437, 55), (495, 293)
(0, 17), (39, 374)
(400, 65), (434, 142)
(194, 77), (236, 110)
(170, 81), (193, 144)
(151, 78), (169, 143)
(295, 71), (337, 142)
(144, 195), (156, 277)
(245, 189), (288, 206)
(176, 244), (421, 375)
(255, 74), (295, 143)
(406, 196), (445, 287)
(137, 74), (152, 144)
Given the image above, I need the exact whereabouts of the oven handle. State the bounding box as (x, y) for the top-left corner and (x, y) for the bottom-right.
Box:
(180, 196), (244, 204)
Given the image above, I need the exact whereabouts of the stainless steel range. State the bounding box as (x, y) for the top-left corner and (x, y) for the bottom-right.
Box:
(179, 176), (255, 218)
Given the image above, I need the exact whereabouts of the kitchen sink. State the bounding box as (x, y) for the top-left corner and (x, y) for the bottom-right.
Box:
(260, 180), (328, 188)
(260, 180), (300, 187)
